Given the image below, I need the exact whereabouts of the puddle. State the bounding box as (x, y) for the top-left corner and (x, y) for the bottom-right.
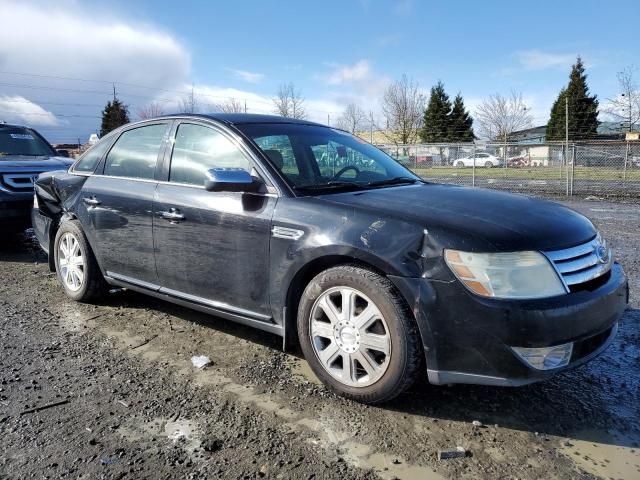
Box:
(560, 429), (640, 479)
(290, 357), (322, 385)
(294, 416), (443, 480)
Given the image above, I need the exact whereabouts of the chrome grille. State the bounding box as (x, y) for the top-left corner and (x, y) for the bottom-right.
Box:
(544, 235), (612, 288)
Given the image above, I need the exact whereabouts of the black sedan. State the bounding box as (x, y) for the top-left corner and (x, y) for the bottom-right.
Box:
(32, 114), (628, 404)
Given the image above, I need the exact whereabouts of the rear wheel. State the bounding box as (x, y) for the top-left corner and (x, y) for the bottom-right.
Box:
(54, 220), (107, 302)
(297, 265), (422, 404)
(485, 161), (493, 168)
(456, 161), (465, 168)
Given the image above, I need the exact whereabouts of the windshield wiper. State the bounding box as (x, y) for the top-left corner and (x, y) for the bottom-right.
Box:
(366, 176), (420, 187)
(293, 180), (367, 191)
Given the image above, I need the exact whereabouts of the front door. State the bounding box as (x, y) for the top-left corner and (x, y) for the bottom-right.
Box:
(77, 122), (170, 287)
(153, 121), (277, 318)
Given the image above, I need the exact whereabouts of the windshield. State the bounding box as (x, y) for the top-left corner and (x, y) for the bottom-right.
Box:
(0, 127), (56, 157)
(238, 123), (421, 193)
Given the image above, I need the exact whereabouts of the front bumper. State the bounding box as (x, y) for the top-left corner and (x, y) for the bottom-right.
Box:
(390, 262), (628, 386)
(0, 190), (33, 227)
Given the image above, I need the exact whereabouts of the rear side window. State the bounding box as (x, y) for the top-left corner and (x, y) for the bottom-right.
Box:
(73, 139), (112, 173)
(169, 123), (251, 186)
(104, 124), (167, 180)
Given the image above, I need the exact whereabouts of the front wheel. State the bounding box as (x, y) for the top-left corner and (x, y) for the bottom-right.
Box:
(297, 266), (422, 404)
(54, 220), (107, 302)
(485, 161), (493, 168)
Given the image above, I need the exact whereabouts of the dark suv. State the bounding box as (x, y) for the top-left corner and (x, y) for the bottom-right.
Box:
(32, 114), (628, 404)
(0, 123), (72, 231)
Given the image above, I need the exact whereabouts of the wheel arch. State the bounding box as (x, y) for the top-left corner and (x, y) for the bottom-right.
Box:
(283, 253), (416, 350)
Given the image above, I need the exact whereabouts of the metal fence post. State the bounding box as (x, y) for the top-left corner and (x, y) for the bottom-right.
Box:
(623, 141), (629, 181)
(571, 144), (576, 196)
(565, 143), (570, 196)
(472, 144), (476, 187)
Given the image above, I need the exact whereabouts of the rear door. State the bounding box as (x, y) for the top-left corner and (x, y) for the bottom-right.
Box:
(153, 120), (277, 319)
(77, 122), (170, 287)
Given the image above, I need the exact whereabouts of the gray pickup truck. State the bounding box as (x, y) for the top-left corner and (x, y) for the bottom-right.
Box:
(0, 123), (73, 231)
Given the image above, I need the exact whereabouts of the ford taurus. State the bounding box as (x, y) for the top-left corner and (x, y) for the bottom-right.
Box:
(32, 114), (628, 404)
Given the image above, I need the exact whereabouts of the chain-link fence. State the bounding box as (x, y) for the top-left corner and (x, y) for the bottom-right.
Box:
(377, 141), (640, 197)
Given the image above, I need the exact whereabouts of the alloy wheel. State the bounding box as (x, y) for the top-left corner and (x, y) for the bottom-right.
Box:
(309, 287), (391, 387)
(58, 232), (85, 292)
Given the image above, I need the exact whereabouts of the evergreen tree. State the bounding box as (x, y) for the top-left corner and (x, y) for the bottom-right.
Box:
(100, 98), (130, 137)
(420, 81), (452, 142)
(448, 94), (475, 141)
(546, 57), (599, 141)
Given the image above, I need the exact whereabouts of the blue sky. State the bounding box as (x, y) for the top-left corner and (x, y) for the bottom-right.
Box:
(0, 0), (638, 142)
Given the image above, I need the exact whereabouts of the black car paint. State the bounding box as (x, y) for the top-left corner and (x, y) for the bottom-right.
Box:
(32, 114), (629, 386)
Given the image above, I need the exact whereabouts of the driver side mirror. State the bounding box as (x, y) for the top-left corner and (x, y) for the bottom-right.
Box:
(204, 168), (264, 193)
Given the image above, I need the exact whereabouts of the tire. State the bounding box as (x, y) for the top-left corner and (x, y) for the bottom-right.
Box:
(485, 161), (493, 168)
(54, 220), (108, 302)
(456, 161), (465, 168)
(297, 265), (422, 404)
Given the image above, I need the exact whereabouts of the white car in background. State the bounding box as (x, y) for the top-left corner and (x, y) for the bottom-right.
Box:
(454, 152), (501, 168)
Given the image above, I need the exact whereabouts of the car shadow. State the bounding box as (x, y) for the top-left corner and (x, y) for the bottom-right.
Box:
(0, 229), (47, 263)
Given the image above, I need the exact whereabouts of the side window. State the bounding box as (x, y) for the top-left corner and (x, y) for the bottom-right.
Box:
(103, 124), (166, 180)
(169, 123), (251, 186)
(73, 137), (112, 173)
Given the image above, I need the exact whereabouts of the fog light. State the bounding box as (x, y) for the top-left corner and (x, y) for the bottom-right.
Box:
(511, 343), (573, 370)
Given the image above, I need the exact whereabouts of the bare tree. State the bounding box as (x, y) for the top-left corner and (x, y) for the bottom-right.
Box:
(604, 66), (640, 132)
(213, 98), (245, 113)
(178, 84), (199, 114)
(335, 103), (368, 134)
(272, 82), (306, 119)
(136, 102), (164, 120)
(380, 75), (425, 144)
(475, 91), (532, 141)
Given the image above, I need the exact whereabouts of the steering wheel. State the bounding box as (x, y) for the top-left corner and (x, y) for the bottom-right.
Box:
(332, 165), (360, 180)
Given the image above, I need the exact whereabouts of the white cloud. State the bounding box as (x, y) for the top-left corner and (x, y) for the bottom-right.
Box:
(325, 60), (372, 85)
(516, 50), (577, 70)
(229, 69), (265, 84)
(0, 95), (59, 126)
(0, 1), (190, 90)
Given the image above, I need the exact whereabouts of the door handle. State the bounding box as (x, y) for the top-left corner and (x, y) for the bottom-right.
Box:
(83, 196), (101, 206)
(159, 209), (185, 221)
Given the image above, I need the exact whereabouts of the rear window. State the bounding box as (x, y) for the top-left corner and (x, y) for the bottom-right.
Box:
(0, 127), (56, 157)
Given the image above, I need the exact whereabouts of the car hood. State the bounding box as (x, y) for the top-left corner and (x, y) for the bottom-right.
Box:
(0, 155), (73, 170)
(320, 183), (596, 251)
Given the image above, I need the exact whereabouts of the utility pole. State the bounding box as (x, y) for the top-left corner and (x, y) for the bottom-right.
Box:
(112, 84), (117, 102)
(327, 113), (330, 126)
(244, 99), (247, 113)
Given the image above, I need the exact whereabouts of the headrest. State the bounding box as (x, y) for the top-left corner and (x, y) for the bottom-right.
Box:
(263, 149), (284, 170)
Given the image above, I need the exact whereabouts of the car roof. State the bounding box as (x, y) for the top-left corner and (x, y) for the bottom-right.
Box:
(161, 113), (326, 127)
(0, 123), (30, 130)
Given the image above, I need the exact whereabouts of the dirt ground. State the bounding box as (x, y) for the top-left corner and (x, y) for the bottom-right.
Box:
(0, 198), (638, 480)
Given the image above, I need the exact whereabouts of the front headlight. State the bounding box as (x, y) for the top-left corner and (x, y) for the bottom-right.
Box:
(444, 249), (566, 299)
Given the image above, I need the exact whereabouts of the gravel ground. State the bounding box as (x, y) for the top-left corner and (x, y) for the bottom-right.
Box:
(0, 197), (638, 479)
